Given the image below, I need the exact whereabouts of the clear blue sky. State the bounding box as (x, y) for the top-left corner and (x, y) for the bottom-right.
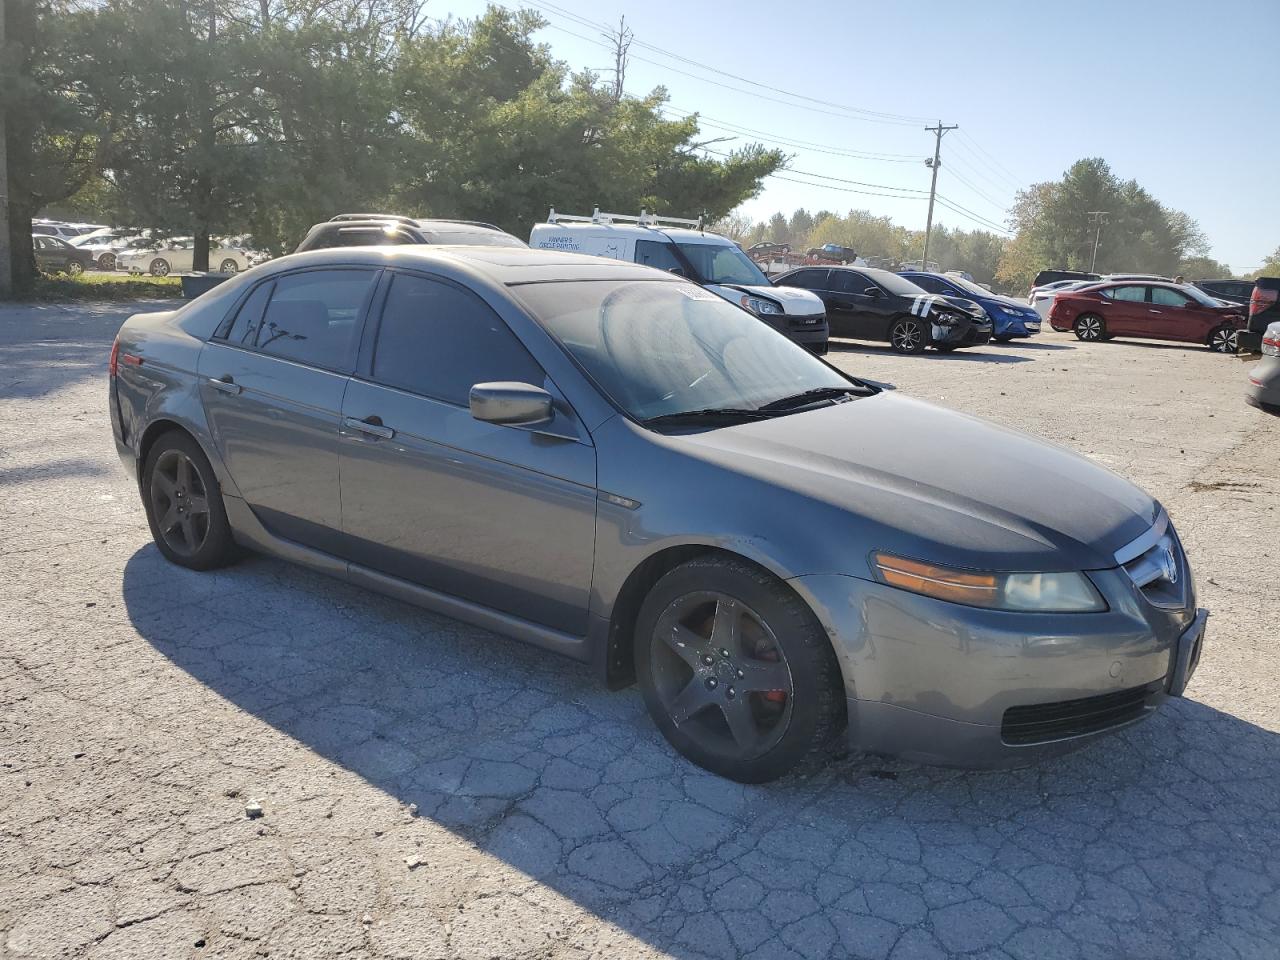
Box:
(438, 0), (1277, 272)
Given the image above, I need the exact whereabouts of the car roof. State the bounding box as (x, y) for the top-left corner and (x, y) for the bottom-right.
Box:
(257, 245), (678, 285)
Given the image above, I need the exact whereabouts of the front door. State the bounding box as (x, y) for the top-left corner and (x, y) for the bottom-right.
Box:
(198, 267), (380, 553)
(338, 271), (597, 635)
(828, 270), (896, 341)
(1146, 286), (1207, 342)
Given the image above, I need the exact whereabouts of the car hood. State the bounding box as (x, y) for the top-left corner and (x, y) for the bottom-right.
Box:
(713, 283), (825, 316)
(983, 295), (1034, 313)
(679, 393), (1158, 572)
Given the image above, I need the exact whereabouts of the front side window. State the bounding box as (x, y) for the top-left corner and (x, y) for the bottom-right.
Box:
(1103, 285), (1147, 303)
(513, 280), (853, 422)
(635, 239), (685, 273)
(254, 269), (378, 370)
(776, 269), (828, 290)
(831, 270), (875, 294)
(370, 273), (543, 406)
(1150, 286), (1191, 307)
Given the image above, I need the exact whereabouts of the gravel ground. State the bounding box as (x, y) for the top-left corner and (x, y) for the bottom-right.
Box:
(1, 301), (1277, 960)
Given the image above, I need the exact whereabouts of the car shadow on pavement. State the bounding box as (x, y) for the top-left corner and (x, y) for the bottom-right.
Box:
(123, 545), (1280, 960)
(827, 341), (1033, 364)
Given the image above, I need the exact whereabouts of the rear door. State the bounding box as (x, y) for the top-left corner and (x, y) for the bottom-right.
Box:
(337, 270), (597, 634)
(198, 267), (380, 553)
(1098, 285), (1148, 335)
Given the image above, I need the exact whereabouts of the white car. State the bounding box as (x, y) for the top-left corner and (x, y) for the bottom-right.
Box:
(1029, 279), (1100, 320)
(70, 229), (143, 271)
(118, 237), (251, 276)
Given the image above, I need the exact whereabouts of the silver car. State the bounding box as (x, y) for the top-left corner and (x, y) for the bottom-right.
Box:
(108, 246), (1208, 782)
(1246, 321), (1280, 414)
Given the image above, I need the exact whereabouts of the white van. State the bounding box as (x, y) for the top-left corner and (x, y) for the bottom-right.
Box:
(529, 210), (829, 354)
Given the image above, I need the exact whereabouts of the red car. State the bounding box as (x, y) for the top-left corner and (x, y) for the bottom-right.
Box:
(1049, 281), (1246, 352)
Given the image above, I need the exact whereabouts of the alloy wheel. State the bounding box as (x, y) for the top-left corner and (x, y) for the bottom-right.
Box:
(149, 450), (211, 557)
(219, 259), (239, 274)
(150, 258), (170, 277)
(1209, 328), (1237, 353)
(890, 320), (922, 352)
(650, 592), (794, 762)
(100, 253), (116, 271)
(66, 260), (84, 277)
(1076, 316), (1102, 340)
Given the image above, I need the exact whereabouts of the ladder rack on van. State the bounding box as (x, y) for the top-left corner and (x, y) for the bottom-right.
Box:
(545, 208), (704, 231)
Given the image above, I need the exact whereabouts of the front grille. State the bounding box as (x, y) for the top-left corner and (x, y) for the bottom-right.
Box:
(1114, 513), (1191, 610)
(1001, 681), (1161, 745)
(788, 314), (826, 329)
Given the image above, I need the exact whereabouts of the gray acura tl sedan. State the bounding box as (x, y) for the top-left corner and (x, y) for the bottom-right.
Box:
(108, 246), (1207, 782)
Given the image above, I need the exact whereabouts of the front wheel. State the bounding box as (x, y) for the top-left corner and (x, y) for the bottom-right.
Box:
(149, 257), (170, 277)
(889, 317), (926, 354)
(636, 556), (845, 783)
(1208, 325), (1238, 353)
(142, 431), (240, 571)
(1074, 313), (1106, 342)
(98, 252), (117, 271)
(219, 258), (239, 274)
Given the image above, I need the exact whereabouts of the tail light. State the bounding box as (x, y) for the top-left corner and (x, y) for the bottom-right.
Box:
(108, 336), (120, 377)
(1263, 333), (1279, 358)
(1250, 286), (1277, 318)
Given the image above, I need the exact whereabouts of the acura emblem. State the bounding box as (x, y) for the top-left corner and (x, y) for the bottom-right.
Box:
(1160, 544), (1178, 584)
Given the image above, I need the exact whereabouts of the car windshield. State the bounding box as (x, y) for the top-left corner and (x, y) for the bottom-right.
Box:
(1180, 284), (1225, 307)
(513, 279), (855, 423)
(868, 270), (928, 297)
(939, 275), (994, 298)
(674, 242), (769, 286)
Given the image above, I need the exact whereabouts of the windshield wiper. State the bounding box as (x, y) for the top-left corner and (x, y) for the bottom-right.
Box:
(755, 385), (873, 412)
(641, 407), (773, 428)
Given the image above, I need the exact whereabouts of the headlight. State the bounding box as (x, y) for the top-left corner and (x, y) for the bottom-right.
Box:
(740, 295), (783, 315)
(871, 553), (1106, 612)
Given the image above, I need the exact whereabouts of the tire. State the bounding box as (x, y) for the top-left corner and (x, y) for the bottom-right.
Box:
(98, 252), (117, 271)
(635, 555), (845, 783)
(1207, 325), (1238, 354)
(149, 257), (171, 277)
(935, 344), (957, 354)
(219, 258), (239, 274)
(888, 317), (926, 354)
(66, 259), (84, 277)
(1073, 313), (1105, 342)
(141, 431), (240, 571)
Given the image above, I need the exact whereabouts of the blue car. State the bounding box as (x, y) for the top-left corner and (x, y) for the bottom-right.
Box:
(898, 272), (1041, 341)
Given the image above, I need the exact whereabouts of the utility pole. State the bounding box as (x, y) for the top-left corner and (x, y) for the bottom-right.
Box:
(921, 122), (957, 271)
(0, 0), (12, 299)
(1087, 210), (1110, 273)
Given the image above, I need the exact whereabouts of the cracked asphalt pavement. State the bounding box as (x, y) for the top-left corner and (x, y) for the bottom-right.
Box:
(1, 300), (1278, 960)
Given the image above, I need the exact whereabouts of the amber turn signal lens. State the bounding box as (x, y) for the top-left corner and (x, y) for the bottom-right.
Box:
(872, 553), (1000, 606)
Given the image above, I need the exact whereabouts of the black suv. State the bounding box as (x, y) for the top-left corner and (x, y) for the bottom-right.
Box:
(1239, 277), (1279, 353)
(1193, 278), (1255, 307)
(773, 265), (990, 353)
(294, 214), (526, 253)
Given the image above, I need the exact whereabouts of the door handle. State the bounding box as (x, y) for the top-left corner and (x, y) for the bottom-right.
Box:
(344, 415), (395, 440)
(209, 375), (242, 395)
(1148, 309), (1163, 314)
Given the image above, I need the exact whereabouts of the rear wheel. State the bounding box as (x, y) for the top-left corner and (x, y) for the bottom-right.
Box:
(98, 252), (117, 271)
(219, 258), (239, 274)
(66, 260), (84, 277)
(1208, 325), (1238, 353)
(1074, 313), (1105, 342)
(889, 317), (926, 354)
(142, 431), (239, 570)
(636, 556), (845, 783)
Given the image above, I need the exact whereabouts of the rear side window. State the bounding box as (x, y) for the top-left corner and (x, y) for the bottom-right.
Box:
(223, 281), (274, 344)
(905, 274), (947, 295)
(635, 239), (684, 273)
(370, 273), (544, 406)
(1103, 285), (1146, 303)
(253, 269), (378, 370)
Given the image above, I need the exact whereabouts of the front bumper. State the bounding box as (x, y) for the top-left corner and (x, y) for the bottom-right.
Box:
(774, 314), (829, 352)
(791, 569), (1203, 768)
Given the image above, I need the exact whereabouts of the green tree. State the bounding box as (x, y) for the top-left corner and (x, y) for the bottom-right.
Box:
(1246, 247), (1280, 280)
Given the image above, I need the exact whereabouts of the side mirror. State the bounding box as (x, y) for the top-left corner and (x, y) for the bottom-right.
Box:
(469, 382), (554, 426)
(863, 286), (882, 298)
(667, 266), (687, 278)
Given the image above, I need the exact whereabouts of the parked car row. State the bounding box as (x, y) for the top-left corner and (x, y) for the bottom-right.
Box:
(30, 219), (266, 278)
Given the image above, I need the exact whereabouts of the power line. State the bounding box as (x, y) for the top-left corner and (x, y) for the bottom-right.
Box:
(529, 0), (933, 125)
(766, 173), (929, 201)
(934, 195), (1012, 235)
(698, 147), (930, 195)
(939, 165), (1009, 213)
(953, 130), (1027, 190)
(662, 107), (923, 162)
